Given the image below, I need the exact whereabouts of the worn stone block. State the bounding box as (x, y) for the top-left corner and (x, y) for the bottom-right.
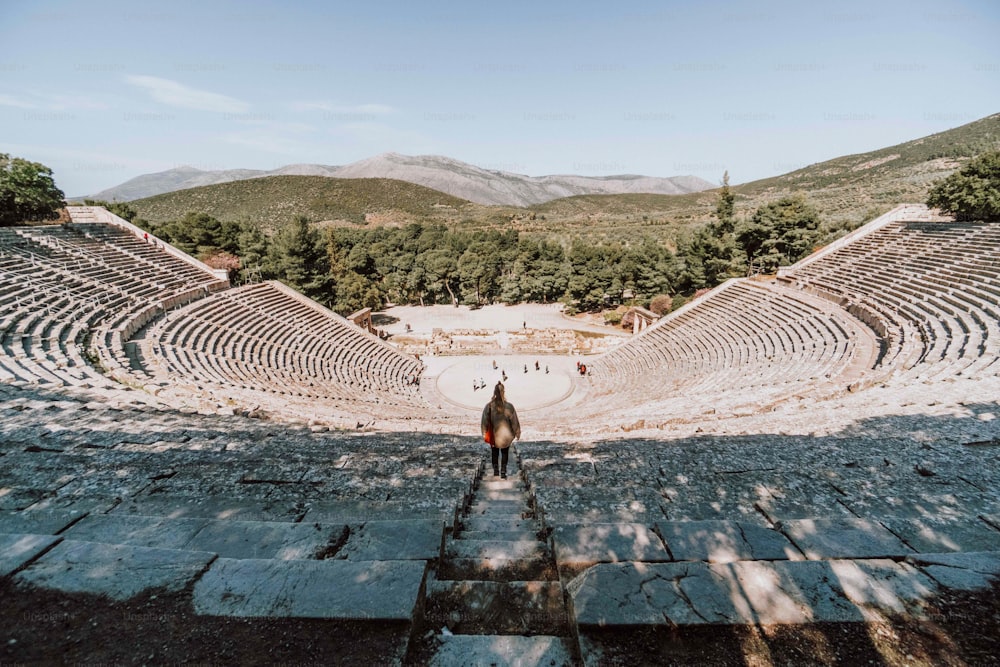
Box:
(908, 551), (1000, 591)
(0, 533), (61, 577)
(0, 509), (86, 535)
(656, 520), (799, 562)
(428, 634), (576, 667)
(15, 540), (216, 600)
(552, 523), (670, 566)
(779, 518), (913, 560)
(193, 558), (427, 619)
(880, 517), (1000, 553)
(338, 520), (442, 560)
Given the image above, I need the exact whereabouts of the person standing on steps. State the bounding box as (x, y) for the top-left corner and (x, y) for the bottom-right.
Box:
(481, 381), (520, 479)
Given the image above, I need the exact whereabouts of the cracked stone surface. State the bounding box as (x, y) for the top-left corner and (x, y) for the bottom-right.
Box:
(336, 519), (443, 560)
(779, 518), (915, 560)
(1, 380), (998, 633)
(568, 558), (938, 627)
(880, 516), (1000, 553)
(64, 514), (345, 560)
(14, 539), (216, 600)
(192, 558), (427, 619)
(906, 551), (1000, 590)
(656, 520), (799, 563)
(551, 523), (670, 566)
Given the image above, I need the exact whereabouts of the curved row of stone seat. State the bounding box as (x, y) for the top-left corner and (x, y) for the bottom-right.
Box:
(0, 221), (228, 397)
(581, 279), (874, 422)
(0, 244), (146, 394)
(780, 218), (1000, 382)
(136, 281), (425, 417)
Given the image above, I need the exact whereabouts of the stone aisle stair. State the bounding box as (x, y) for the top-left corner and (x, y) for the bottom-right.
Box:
(411, 449), (578, 666)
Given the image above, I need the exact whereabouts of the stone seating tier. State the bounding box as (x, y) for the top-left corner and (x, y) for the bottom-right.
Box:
(1, 384), (998, 664)
(781, 219), (1000, 384)
(136, 281), (424, 418)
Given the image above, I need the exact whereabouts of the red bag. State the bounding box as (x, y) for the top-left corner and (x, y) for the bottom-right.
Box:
(484, 405), (494, 446)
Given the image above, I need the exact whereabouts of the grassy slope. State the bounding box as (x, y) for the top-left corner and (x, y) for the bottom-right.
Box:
(130, 175), (507, 228)
(531, 112), (1000, 236)
(131, 113), (999, 239)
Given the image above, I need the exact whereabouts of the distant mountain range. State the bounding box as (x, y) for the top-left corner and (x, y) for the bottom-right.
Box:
(83, 153), (715, 207)
(124, 112), (999, 237)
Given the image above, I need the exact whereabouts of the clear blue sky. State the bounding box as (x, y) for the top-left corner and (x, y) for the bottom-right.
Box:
(2, 0), (998, 197)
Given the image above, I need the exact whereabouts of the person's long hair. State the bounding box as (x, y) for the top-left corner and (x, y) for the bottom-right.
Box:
(491, 382), (506, 409)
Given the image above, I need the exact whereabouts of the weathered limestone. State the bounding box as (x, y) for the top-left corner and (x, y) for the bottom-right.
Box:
(568, 559), (937, 628)
(15, 540), (216, 600)
(112, 495), (306, 522)
(427, 635), (576, 667)
(656, 520), (799, 563)
(337, 520), (443, 561)
(0, 533), (61, 577)
(193, 558), (427, 619)
(552, 523), (669, 567)
(448, 538), (547, 560)
(907, 551), (1000, 591)
(779, 518), (914, 560)
(0, 509), (85, 535)
(65, 514), (347, 560)
(303, 500), (453, 523)
(880, 517), (1000, 553)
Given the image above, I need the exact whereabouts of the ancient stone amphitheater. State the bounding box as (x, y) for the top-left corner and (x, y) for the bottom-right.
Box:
(1, 204), (998, 665)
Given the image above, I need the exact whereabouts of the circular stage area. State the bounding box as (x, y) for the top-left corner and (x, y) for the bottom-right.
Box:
(430, 355), (576, 411)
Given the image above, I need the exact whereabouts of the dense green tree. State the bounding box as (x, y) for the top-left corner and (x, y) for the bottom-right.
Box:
(458, 240), (502, 305)
(737, 196), (821, 274)
(0, 154), (65, 225)
(927, 150), (1000, 221)
(566, 243), (611, 311)
(236, 221), (273, 283)
(152, 212), (241, 257)
(271, 215), (331, 304)
(713, 170), (736, 235)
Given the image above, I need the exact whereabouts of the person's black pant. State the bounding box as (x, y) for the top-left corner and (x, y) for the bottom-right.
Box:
(491, 446), (508, 474)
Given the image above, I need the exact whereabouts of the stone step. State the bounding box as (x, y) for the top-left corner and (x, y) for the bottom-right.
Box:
(0, 509), (87, 535)
(427, 634), (576, 667)
(778, 518), (914, 560)
(479, 479), (520, 492)
(112, 495), (307, 522)
(448, 538), (547, 560)
(14, 539), (217, 601)
(0, 533), (62, 577)
(553, 523), (671, 568)
(467, 501), (530, 517)
(63, 513), (347, 560)
(193, 558), (427, 620)
(438, 557), (557, 582)
(463, 517), (539, 533)
(459, 529), (541, 542)
(476, 490), (524, 503)
(568, 558), (938, 628)
(425, 579), (569, 635)
(655, 520), (800, 563)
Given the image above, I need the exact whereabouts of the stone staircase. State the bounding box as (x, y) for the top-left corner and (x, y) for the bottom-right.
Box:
(410, 449), (578, 666)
